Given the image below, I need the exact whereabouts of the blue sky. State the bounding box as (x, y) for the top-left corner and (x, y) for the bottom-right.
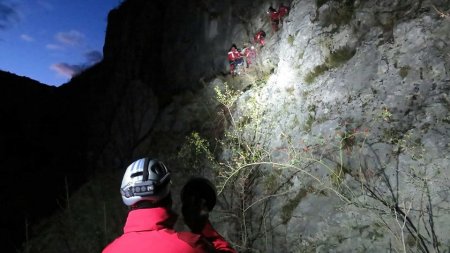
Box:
(0, 0), (121, 86)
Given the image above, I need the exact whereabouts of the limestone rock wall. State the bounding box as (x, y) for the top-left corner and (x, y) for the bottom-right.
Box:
(213, 0), (450, 251)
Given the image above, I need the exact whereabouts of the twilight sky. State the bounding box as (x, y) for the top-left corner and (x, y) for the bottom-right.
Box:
(0, 0), (120, 86)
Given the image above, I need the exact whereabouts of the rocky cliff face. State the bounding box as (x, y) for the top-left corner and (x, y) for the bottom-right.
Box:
(8, 0), (450, 252)
(221, 0), (450, 251)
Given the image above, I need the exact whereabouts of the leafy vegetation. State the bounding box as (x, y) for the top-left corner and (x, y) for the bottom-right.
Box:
(399, 65), (410, 79)
(287, 34), (295, 46)
(176, 82), (448, 252)
(304, 46), (356, 84)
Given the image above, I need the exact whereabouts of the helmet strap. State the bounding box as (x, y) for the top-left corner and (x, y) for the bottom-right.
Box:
(130, 201), (159, 210)
(143, 158), (150, 181)
(130, 193), (172, 210)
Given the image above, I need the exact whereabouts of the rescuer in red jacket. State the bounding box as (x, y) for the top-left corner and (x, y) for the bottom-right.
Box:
(241, 44), (256, 68)
(267, 4), (290, 32)
(227, 44), (244, 76)
(278, 4), (290, 22)
(254, 30), (266, 46)
(267, 6), (280, 32)
(102, 158), (237, 253)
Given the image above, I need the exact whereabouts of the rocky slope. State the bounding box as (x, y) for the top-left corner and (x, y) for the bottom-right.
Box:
(135, 1), (450, 251)
(8, 0), (450, 252)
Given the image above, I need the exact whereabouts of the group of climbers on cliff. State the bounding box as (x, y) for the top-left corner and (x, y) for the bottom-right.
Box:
(227, 29), (266, 74)
(227, 4), (290, 76)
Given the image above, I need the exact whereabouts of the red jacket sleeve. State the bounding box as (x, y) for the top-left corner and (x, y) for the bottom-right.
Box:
(201, 221), (237, 253)
(228, 52), (234, 61)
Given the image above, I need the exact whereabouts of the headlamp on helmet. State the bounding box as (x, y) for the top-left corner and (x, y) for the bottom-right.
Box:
(120, 158), (171, 206)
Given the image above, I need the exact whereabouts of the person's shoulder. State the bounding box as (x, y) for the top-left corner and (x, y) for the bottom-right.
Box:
(159, 229), (206, 251)
(177, 231), (203, 246)
(101, 237), (122, 253)
(104, 230), (207, 253)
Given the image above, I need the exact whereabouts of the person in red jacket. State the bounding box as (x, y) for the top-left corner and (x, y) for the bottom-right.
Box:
(278, 4), (290, 23)
(102, 158), (237, 253)
(267, 6), (280, 32)
(267, 4), (290, 32)
(241, 44), (256, 68)
(227, 44), (244, 76)
(254, 30), (266, 46)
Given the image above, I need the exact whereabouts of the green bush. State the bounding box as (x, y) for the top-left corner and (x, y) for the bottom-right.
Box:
(399, 66), (410, 79)
(304, 47), (356, 83)
(288, 34), (295, 46)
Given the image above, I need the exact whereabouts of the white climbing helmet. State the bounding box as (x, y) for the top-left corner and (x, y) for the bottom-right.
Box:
(120, 158), (171, 206)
